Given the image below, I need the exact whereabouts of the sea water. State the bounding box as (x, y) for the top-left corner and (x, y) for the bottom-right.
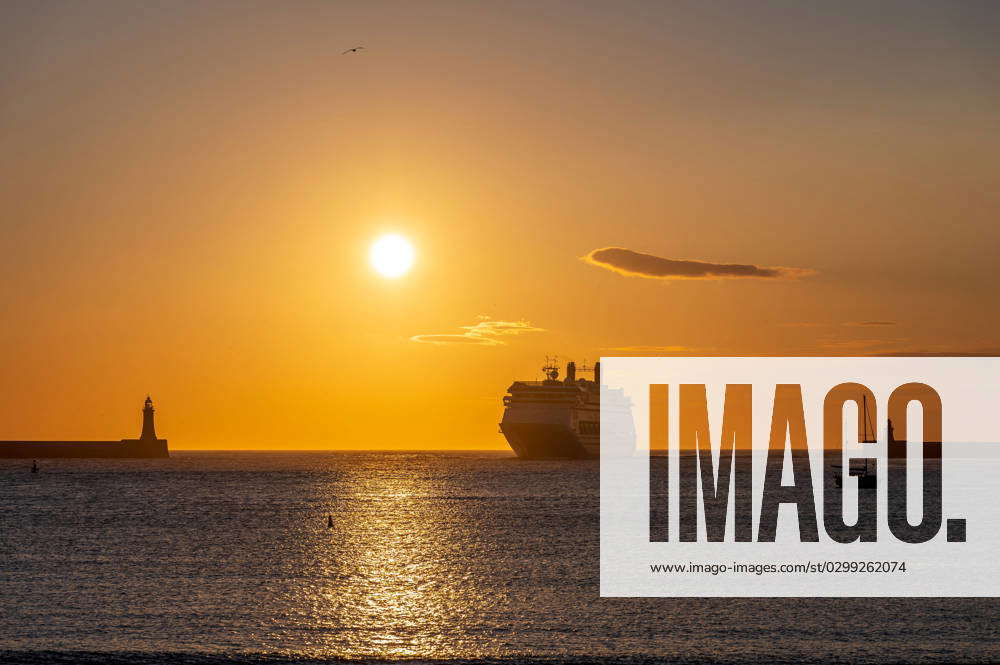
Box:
(1, 452), (997, 663)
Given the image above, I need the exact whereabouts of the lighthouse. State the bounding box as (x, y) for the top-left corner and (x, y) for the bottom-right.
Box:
(141, 396), (157, 440)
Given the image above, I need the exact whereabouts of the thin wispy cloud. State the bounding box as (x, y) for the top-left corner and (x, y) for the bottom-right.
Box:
(603, 345), (708, 354)
(818, 338), (909, 352)
(843, 321), (897, 327)
(582, 247), (814, 281)
(781, 320), (898, 328)
(411, 317), (544, 346)
(876, 346), (1000, 357)
(409, 334), (504, 346)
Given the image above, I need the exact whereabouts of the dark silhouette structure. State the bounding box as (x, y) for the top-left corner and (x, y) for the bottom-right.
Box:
(140, 395), (158, 440)
(0, 397), (169, 458)
(887, 418), (942, 460)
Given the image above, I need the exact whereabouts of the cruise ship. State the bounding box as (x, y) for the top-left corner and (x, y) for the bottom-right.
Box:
(499, 359), (634, 459)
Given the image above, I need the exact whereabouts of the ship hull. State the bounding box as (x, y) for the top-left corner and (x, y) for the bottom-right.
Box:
(500, 421), (597, 460)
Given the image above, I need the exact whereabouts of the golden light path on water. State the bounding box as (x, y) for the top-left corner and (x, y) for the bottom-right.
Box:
(262, 458), (494, 660)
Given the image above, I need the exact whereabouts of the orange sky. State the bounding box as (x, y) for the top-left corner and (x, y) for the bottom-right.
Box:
(1, 1), (998, 449)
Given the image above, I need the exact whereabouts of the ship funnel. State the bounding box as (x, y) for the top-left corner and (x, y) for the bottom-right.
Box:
(565, 361), (576, 384)
(594, 362), (601, 385)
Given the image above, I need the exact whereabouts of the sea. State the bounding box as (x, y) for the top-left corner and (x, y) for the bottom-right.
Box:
(1, 451), (997, 664)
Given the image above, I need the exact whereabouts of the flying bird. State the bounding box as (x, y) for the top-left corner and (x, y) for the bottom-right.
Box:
(341, 46), (365, 55)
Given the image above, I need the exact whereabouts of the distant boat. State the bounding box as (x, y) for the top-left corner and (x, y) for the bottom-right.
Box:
(833, 394), (877, 489)
(833, 459), (877, 489)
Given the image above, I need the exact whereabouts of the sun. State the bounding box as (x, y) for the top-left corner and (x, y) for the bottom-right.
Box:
(370, 233), (415, 278)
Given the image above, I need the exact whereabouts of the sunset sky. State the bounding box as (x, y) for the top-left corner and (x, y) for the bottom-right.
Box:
(1, 1), (998, 449)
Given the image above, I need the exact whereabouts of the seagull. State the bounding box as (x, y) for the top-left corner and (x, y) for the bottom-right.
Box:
(341, 46), (365, 55)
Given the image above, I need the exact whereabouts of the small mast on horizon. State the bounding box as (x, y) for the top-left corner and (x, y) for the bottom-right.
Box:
(141, 395), (157, 441)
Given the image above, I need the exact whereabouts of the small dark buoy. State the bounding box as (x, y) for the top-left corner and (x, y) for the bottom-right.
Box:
(31, 460), (38, 474)
(326, 514), (334, 528)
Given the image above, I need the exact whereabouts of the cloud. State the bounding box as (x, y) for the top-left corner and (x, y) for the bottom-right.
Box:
(462, 319), (545, 337)
(781, 320), (898, 329)
(582, 247), (814, 281)
(409, 334), (503, 346)
(411, 318), (544, 346)
(875, 347), (1000, 357)
(603, 345), (706, 354)
(818, 338), (909, 351)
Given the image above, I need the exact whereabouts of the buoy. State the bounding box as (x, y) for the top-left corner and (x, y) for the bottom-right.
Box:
(326, 514), (334, 528)
(31, 460), (38, 474)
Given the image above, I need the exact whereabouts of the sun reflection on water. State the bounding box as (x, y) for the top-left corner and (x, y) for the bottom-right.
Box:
(264, 458), (492, 660)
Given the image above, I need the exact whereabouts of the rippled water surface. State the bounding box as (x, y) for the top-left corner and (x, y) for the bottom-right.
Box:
(1, 452), (997, 663)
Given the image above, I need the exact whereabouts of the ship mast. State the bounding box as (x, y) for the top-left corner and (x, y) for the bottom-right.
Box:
(862, 394), (876, 444)
(542, 356), (560, 382)
(861, 393), (877, 476)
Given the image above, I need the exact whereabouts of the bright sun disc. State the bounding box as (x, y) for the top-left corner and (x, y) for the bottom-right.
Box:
(370, 234), (414, 278)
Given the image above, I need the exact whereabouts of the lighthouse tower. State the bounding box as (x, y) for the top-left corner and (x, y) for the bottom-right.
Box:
(141, 396), (157, 440)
